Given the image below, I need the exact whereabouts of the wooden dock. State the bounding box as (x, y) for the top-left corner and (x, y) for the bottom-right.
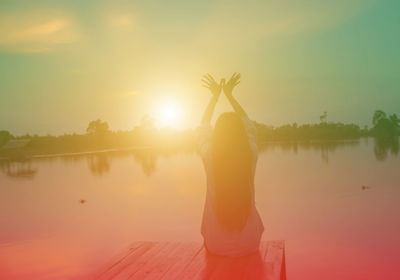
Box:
(95, 241), (286, 280)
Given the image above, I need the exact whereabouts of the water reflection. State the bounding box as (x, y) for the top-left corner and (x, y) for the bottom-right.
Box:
(84, 148), (190, 177)
(84, 149), (176, 176)
(0, 160), (37, 179)
(78, 140), (391, 176)
(373, 136), (399, 161)
(131, 149), (157, 176)
(1, 139), (398, 179)
(87, 154), (111, 176)
(259, 140), (360, 163)
(1, 138), (399, 280)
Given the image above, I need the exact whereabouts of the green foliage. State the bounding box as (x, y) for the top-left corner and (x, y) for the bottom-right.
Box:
(255, 121), (362, 142)
(2, 111), (399, 158)
(0, 130), (14, 148)
(319, 111), (328, 123)
(86, 119), (110, 134)
(371, 110), (400, 138)
(372, 110), (387, 126)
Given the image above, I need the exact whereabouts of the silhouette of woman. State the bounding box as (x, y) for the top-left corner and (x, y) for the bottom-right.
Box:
(197, 73), (264, 257)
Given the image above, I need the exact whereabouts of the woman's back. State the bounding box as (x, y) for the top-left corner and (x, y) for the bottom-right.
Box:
(197, 115), (264, 257)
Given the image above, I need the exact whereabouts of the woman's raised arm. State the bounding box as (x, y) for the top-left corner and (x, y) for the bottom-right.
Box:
(222, 73), (248, 118)
(201, 74), (222, 125)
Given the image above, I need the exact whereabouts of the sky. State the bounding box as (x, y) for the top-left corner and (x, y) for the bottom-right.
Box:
(0, 0), (399, 135)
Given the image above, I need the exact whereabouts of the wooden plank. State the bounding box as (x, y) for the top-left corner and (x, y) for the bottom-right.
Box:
(96, 241), (285, 280)
(175, 247), (209, 280)
(147, 242), (203, 280)
(96, 242), (156, 280)
(96, 242), (144, 278)
(157, 243), (204, 280)
(128, 242), (187, 279)
(113, 242), (170, 280)
(178, 242), (273, 280)
(98, 242), (163, 280)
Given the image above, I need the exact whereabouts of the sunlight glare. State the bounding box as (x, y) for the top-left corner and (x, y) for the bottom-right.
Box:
(158, 101), (181, 127)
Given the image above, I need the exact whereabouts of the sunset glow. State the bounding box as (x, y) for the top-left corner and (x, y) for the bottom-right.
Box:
(1, 0), (400, 280)
(157, 101), (182, 127)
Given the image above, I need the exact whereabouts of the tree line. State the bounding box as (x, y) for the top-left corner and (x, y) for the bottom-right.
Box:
(0, 110), (399, 157)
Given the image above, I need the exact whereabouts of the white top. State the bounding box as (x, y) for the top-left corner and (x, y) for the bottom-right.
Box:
(197, 116), (264, 257)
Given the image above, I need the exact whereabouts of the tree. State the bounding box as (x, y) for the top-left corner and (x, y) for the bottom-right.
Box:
(372, 110), (387, 126)
(319, 111), (328, 123)
(371, 110), (400, 137)
(86, 119), (110, 134)
(0, 130), (14, 148)
(389, 113), (400, 126)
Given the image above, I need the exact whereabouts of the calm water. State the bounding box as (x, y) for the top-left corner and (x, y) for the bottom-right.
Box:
(0, 138), (399, 280)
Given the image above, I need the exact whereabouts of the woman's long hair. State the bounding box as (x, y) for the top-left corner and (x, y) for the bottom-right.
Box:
(211, 112), (253, 232)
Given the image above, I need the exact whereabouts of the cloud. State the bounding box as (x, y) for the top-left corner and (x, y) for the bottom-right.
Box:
(14, 19), (69, 40)
(0, 10), (78, 53)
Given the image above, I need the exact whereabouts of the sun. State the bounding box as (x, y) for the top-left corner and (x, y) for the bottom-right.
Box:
(158, 101), (181, 127)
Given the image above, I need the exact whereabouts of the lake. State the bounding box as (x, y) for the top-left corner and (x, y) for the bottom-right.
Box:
(0, 138), (399, 280)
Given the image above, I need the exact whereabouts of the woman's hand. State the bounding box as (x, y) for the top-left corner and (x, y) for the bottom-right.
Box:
(200, 74), (222, 124)
(222, 73), (247, 117)
(223, 72), (240, 97)
(202, 74), (222, 98)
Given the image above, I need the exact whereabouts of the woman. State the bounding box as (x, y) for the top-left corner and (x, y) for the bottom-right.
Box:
(197, 73), (264, 257)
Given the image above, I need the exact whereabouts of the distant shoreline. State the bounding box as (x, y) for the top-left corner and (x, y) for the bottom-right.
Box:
(31, 146), (153, 158)
(0, 146), (154, 161)
(0, 138), (367, 161)
(1, 110), (399, 161)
